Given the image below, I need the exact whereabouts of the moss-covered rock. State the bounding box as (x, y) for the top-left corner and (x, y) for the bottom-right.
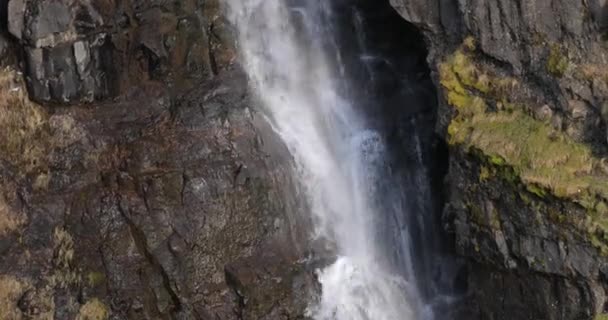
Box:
(439, 43), (608, 254)
(546, 44), (570, 77)
(392, 0), (608, 318)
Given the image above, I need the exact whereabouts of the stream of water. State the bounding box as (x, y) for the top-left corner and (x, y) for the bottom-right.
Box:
(227, 1), (441, 319)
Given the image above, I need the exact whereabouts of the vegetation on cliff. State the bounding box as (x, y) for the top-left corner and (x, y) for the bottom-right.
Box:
(439, 38), (608, 252)
(0, 67), (50, 173)
(77, 298), (109, 320)
(0, 276), (29, 319)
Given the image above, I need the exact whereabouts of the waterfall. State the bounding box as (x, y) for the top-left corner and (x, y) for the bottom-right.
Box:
(226, 1), (438, 319)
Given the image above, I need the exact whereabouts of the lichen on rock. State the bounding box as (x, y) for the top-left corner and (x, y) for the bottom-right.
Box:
(49, 227), (81, 288)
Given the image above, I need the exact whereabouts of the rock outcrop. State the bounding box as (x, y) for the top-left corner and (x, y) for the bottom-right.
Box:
(390, 0), (608, 318)
(7, 0), (235, 104)
(0, 1), (314, 319)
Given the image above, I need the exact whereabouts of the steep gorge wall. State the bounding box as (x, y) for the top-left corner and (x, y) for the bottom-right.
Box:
(389, 0), (608, 318)
(0, 1), (315, 319)
(3, 0), (607, 319)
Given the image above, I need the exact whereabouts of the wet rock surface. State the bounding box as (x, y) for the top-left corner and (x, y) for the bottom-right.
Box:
(0, 1), (315, 319)
(390, 0), (608, 319)
(0, 67), (314, 319)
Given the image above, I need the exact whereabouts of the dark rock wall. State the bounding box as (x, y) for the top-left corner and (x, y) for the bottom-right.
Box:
(7, 0), (236, 104)
(6, 0), (608, 318)
(328, 0), (463, 306)
(391, 0), (608, 148)
(390, 0), (608, 319)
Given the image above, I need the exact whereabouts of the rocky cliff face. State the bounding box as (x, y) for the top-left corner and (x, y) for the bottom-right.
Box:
(389, 0), (608, 318)
(4, 0), (607, 319)
(0, 1), (315, 319)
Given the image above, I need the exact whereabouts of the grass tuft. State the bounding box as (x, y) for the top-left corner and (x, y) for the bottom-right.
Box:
(49, 227), (81, 288)
(0, 276), (30, 319)
(77, 298), (109, 320)
(0, 196), (25, 236)
(547, 44), (570, 77)
(0, 67), (50, 173)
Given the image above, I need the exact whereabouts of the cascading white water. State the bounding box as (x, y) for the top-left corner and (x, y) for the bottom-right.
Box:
(226, 1), (430, 319)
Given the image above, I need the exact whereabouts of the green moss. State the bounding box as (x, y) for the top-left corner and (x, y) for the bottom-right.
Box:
(440, 48), (604, 206)
(463, 36), (477, 52)
(526, 184), (547, 198)
(519, 192), (532, 205)
(87, 272), (106, 287)
(595, 313), (608, 320)
(489, 155), (506, 166)
(439, 44), (608, 253)
(467, 202), (485, 226)
(439, 51), (517, 104)
(479, 166), (492, 182)
(597, 201), (608, 215)
(590, 232), (608, 256)
(476, 151), (518, 184)
(547, 44), (569, 77)
(498, 166), (519, 184)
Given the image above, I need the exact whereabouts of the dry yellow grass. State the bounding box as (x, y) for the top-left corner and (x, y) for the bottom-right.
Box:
(0, 276), (30, 320)
(0, 195), (25, 236)
(77, 298), (109, 320)
(0, 67), (50, 173)
(49, 227), (81, 288)
(576, 63), (608, 83)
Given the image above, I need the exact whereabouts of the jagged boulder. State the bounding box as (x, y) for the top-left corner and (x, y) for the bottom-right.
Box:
(7, 0), (235, 104)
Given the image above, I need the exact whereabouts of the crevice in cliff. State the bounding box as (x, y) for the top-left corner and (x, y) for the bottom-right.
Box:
(331, 0), (436, 127)
(117, 198), (182, 316)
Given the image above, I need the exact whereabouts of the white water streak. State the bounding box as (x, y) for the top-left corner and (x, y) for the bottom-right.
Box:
(226, 1), (425, 319)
